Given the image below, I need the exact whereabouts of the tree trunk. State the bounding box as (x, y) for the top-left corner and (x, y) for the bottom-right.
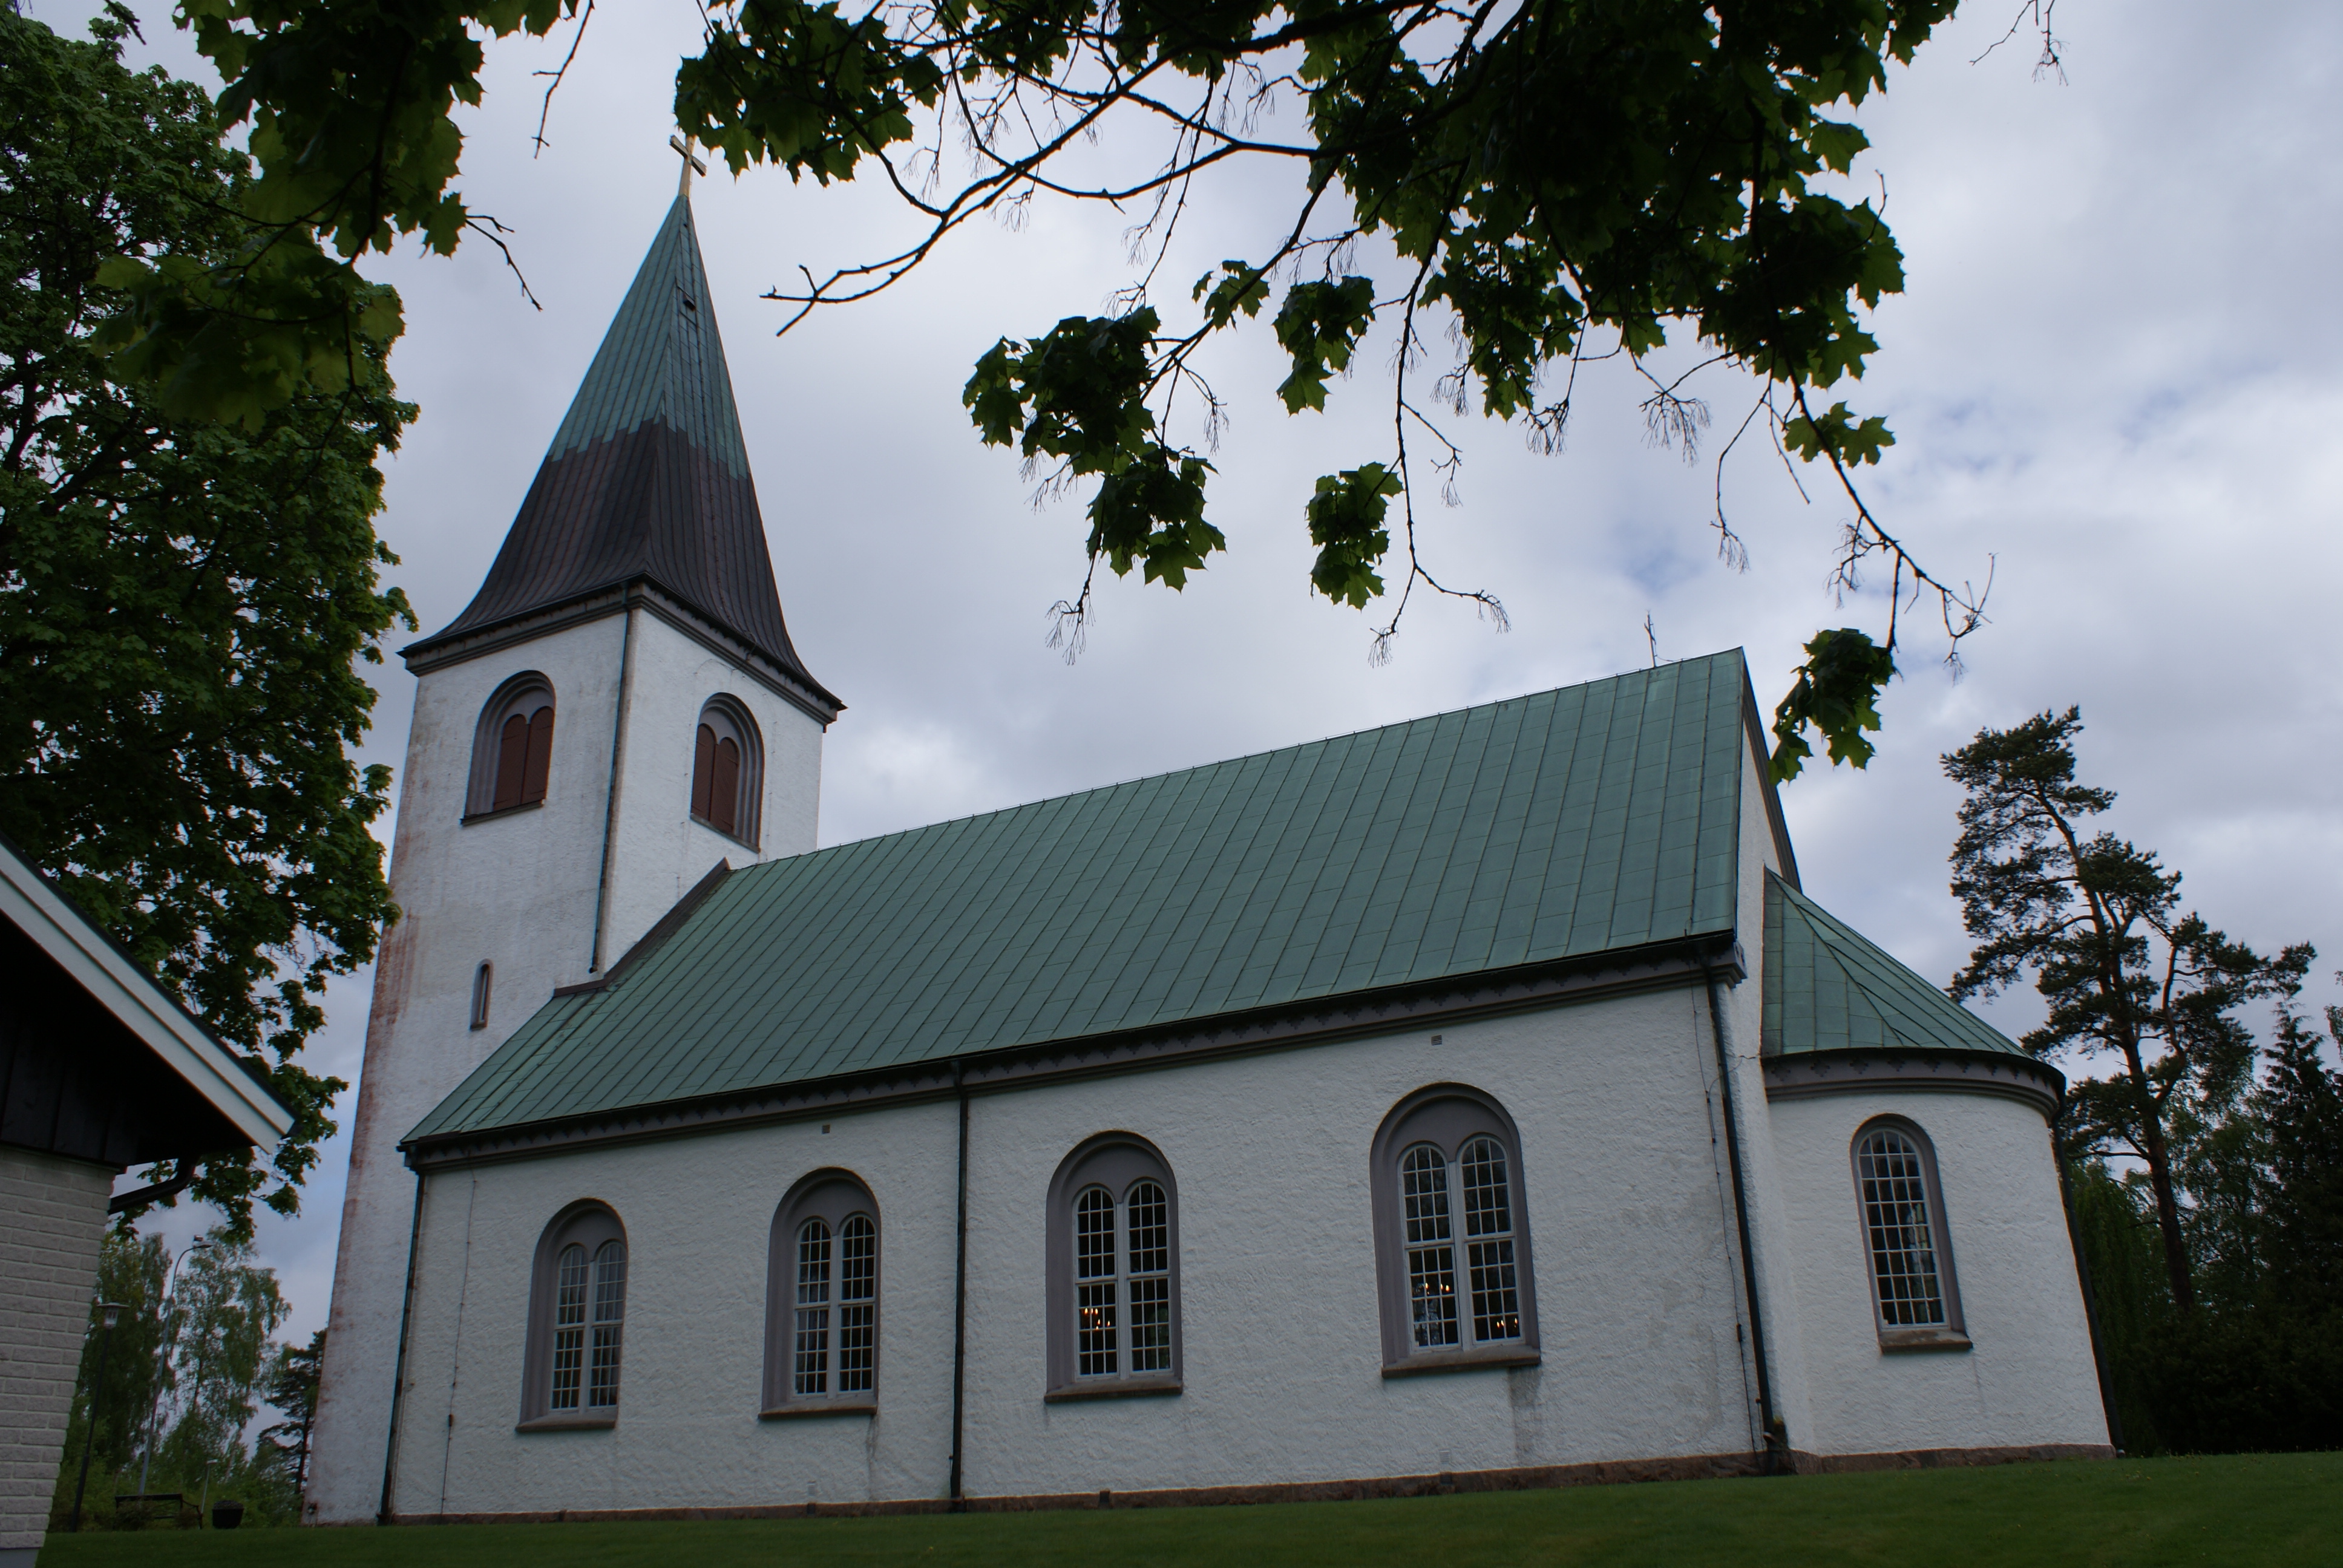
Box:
(2137, 1108), (2196, 1314)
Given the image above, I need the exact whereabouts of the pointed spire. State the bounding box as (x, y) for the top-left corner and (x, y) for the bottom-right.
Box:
(409, 195), (839, 720)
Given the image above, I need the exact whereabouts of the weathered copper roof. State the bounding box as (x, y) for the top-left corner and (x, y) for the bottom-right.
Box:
(407, 653), (1771, 1146)
(406, 195), (837, 713)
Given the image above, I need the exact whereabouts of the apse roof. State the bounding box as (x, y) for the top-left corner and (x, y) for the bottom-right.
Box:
(408, 650), (1772, 1145)
(406, 195), (836, 711)
(1761, 872), (2025, 1060)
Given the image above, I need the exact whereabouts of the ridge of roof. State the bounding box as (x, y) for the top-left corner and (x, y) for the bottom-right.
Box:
(1760, 871), (2026, 1060)
(407, 651), (1765, 1149)
(405, 194), (834, 708)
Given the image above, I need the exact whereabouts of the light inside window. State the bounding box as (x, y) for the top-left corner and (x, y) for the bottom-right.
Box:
(1460, 1136), (1521, 1343)
(1401, 1144), (1459, 1348)
(1857, 1128), (1947, 1327)
(1075, 1186), (1118, 1377)
(1127, 1181), (1172, 1374)
(587, 1240), (626, 1407)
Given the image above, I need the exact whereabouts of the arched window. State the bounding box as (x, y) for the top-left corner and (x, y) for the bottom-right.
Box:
(469, 961), (493, 1031)
(467, 674), (555, 818)
(690, 696), (761, 844)
(519, 1202), (626, 1428)
(1045, 1134), (1181, 1400)
(764, 1170), (880, 1415)
(1370, 1085), (1541, 1374)
(1851, 1117), (1968, 1348)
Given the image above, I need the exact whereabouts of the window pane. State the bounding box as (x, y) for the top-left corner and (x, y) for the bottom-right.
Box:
(521, 706), (555, 804)
(838, 1215), (876, 1394)
(1857, 1130), (1947, 1327)
(1408, 1242), (1460, 1349)
(494, 713), (530, 812)
(692, 724), (716, 819)
(712, 736), (740, 834)
(1077, 1282), (1118, 1377)
(1467, 1238), (1521, 1342)
(1129, 1276), (1172, 1373)
(1127, 1181), (1168, 1276)
(588, 1240), (625, 1408)
(1075, 1187), (1115, 1278)
(551, 1243), (586, 1410)
(1401, 1145), (1452, 1244)
(795, 1219), (833, 1394)
(1460, 1137), (1512, 1238)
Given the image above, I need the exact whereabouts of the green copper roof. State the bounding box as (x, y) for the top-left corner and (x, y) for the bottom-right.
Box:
(408, 651), (1766, 1145)
(546, 195), (749, 480)
(1761, 872), (2024, 1059)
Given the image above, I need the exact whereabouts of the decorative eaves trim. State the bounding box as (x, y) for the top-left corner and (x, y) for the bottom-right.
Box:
(402, 933), (1746, 1172)
(1760, 1047), (2063, 1120)
(402, 580), (843, 725)
(0, 834), (292, 1148)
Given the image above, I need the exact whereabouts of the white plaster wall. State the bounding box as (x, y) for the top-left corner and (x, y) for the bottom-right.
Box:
(1766, 1091), (2109, 1456)
(598, 612), (825, 962)
(389, 1102), (959, 1516)
(310, 608), (828, 1524)
(388, 988), (1765, 1514)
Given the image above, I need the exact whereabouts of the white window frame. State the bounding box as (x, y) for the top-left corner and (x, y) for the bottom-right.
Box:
(764, 1169), (882, 1416)
(1849, 1116), (1970, 1350)
(1370, 1083), (1542, 1376)
(1045, 1132), (1181, 1400)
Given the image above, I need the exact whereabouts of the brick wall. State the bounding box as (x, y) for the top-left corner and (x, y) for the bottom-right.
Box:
(0, 1146), (112, 1557)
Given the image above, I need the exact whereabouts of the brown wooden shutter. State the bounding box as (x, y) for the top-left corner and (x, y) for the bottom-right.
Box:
(522, 705), (555, 803)
(493, 713), (530, 811)
(692, 724), (716, 822)
(712, 736), (740, 834)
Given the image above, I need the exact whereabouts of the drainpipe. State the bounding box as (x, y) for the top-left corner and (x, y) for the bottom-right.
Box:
(1706, 964), (1787, 1474)
(378, 1171), (427, 1525)
(947, 1063), (971, 1510)
(589, 594), (640, 973)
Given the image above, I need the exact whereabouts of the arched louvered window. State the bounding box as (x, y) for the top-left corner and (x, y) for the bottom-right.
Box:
(520, 1203), (626, 1428)
(765, 1171), (880, 1414)
(690, 696), (761, 844)
(1371, 1085), (1541, 1373)
(1851, 1118), (1968, 1347)
(1046, 1134), (1181, 1399)
(467, 675), (555, 818)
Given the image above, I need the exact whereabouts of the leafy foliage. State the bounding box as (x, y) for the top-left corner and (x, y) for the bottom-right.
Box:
(257, 1328), (327, 1498)
(0, 11), (412, 1232)
(1768, 626), (1895, 781)
(117, 0), (1992, 774)
(1943, 708), (2310, 1312)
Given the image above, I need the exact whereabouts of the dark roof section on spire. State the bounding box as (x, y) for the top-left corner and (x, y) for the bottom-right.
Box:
(406, 195), (838, 716)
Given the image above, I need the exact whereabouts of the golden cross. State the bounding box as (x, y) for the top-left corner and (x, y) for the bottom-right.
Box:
(670, 134), (709, 195)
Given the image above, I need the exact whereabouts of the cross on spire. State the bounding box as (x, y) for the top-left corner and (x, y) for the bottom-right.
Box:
(670, 133), (708, 196)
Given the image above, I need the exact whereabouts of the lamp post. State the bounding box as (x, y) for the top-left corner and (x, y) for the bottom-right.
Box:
(68, 1302), (127, 1532)
(138, 1238), (209, 1495)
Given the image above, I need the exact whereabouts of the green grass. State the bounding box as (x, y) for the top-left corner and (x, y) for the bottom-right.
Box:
(39, 1452), (2340, 1567)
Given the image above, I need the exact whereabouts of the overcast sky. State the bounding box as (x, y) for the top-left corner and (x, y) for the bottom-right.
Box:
(38, 1), (2343, 1348)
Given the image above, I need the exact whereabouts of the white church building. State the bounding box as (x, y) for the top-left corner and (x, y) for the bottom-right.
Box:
(305, 190), (2113, 1524)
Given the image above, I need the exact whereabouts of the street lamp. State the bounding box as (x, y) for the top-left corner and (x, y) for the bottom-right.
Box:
(68, 1302), (128, 1532)
(138, 1239), (211, 1495)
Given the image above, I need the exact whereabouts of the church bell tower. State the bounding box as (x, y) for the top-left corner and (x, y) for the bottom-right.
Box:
(305, 181), (842, 1523)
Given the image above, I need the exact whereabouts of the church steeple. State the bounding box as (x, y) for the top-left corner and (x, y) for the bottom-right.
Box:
(409, 194), (838, 719)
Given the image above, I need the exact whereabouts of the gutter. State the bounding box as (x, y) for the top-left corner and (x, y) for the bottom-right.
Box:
(947, 1062), (971, 1511)
(1705, 965), (1788, 1474)
(378, 1171), (428, 1524)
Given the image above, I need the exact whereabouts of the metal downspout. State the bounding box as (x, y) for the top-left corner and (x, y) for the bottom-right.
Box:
(1706, 964), (1787, 1474)
(947, 1063), (971, 1509)
(377, 1170), (427, 1524)
(589, 595), (640, 973)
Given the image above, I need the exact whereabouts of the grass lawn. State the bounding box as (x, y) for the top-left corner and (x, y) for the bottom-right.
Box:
(40, 1452), (2338, 1567)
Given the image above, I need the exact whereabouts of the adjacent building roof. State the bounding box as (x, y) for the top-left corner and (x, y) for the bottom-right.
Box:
(405, 195), (837, 713)
(0, 832), (292, 1165)
(410, 650), (1772, 1148)
(1760, 872), (2026, 1061)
